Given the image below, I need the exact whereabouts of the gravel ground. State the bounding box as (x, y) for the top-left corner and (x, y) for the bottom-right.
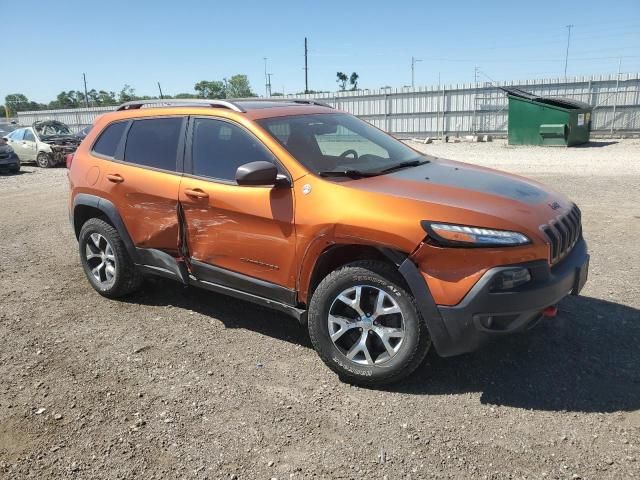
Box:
(1, 139), (639, 479)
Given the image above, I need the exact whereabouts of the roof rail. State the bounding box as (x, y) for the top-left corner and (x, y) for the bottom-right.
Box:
(116, 98), (245, 112)
(230, 98), (334, 109)
(290, 99), (333, 108)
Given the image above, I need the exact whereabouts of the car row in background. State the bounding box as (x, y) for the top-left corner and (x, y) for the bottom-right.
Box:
(2, 120), (83, 168)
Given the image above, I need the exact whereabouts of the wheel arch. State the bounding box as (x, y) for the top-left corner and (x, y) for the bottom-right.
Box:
(301, 241), (450, 357)
(73, 194), (137, 262)
(301, 243), (410, 306)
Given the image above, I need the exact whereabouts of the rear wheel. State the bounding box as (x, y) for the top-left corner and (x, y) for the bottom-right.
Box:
(78, 218), (142, 298)
(36, 152), (55, 168)
(308, 260), (431, 386)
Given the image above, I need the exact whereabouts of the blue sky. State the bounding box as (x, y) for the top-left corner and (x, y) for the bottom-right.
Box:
(3, 0), (639, 103)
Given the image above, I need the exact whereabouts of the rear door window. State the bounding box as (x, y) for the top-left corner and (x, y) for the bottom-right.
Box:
(92, 121), (127, 158)
(124, 117), (183, 171)
(9, 129), (24, 141)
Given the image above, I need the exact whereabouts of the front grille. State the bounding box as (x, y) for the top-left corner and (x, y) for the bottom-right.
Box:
(541, 204), (582, 264)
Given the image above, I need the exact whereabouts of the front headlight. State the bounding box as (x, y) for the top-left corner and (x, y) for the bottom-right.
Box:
(421, 221), (530, 247)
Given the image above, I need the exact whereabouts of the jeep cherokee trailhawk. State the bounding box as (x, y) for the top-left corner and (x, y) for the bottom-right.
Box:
(68, 99), (589, 385)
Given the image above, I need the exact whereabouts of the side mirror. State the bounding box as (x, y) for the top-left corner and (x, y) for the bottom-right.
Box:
(236, 161), (290, 187)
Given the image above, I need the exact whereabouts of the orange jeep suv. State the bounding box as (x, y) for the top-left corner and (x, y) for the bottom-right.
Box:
(68, 99), (589, 385)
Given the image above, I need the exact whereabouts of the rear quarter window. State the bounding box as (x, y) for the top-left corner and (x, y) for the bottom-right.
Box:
(92, 121), (128, 158)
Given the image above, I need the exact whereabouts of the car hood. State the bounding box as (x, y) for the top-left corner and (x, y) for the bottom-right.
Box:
(342, 158), (573, 235)
(42, 135), (81, 146)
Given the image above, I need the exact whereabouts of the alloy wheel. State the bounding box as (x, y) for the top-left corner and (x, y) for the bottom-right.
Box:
(85, 233), (116, 286)
(328, 285), (405, 365)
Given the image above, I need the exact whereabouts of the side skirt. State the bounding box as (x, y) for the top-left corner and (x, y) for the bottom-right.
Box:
(190, 277), (306, 322)
(135, 248), (189, 284)
(134, 248), (306, 322)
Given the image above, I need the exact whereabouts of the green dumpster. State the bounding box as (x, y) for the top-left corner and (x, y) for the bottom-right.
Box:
(502, 87), (592, 146)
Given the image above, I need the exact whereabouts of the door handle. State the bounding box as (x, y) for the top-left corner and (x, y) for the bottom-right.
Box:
(184, 188), (209, 199)
(106, 174), (124, 183)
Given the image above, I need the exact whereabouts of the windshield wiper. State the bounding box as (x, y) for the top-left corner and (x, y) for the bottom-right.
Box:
(377, 159), (430, 174)
(318, 169), (380, 179)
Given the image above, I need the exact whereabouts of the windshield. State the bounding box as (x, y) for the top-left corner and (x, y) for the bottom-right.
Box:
(257, 113), (424, 175)
(34, 122), (71, 137)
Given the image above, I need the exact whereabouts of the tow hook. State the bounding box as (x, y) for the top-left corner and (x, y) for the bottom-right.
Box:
(543, 305), (558, 317)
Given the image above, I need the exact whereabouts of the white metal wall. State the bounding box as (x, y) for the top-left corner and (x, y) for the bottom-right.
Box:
(17, 73), (640, 135)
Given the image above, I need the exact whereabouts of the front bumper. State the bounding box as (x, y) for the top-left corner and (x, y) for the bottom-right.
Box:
(0, 156), (20, 169)
(400, 238), (589, 357)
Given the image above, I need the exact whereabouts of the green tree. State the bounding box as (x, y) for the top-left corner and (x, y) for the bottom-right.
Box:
(174, 92), (199, 99)
(224, 75), (255, 98)
(349, 72), (359, 91)
(5, 94), (30, 116)
(194, 80), (226, 99)
(118, 84), (137, 103)
(336, 72), (348, 91)
(0, 105), (6, 118)
(51, 90), (85, 109)
(96, 90), (118, 106)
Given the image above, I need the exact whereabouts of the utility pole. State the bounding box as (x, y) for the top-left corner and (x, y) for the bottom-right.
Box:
(436, 72), (441, 138)
(564, 24), (573, 77)
(472, 66), (479, 134)
(264, 57), (269, 97)
(267, 73), (273, 97)
(611, 57), (622, 136)
(82, 73), (89, 108)
(411, 56), (422, 89)
(157, 82), (164, 99)
(304, 37), (309, 94)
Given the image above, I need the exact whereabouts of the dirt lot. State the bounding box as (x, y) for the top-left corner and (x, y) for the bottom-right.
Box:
(1, 139), (639, 479)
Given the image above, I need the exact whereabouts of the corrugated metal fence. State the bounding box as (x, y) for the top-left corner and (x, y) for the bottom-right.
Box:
(17, 73), (640, 136)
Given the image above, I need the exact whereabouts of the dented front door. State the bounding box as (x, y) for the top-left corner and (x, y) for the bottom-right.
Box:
(179, 117), (297, 293)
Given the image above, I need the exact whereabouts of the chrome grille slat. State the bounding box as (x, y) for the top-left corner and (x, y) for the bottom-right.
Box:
(541, 204), (583, 265)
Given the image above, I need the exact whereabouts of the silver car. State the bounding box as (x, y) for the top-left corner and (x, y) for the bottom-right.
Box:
(4, 121), (80, 168)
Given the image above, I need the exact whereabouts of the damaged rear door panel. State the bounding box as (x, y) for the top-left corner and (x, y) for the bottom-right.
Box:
(97, 116), (187, 279)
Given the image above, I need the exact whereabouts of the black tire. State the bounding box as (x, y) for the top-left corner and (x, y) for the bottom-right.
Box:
(9, 166), (20, 174)
(308, 260), (431, 386)
(78, 218), (142, 298)
(36, 152), (55, 168)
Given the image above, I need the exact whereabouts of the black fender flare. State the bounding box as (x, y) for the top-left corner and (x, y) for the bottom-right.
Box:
(378, 247), (450, 357)
(72, 193), (138, 262)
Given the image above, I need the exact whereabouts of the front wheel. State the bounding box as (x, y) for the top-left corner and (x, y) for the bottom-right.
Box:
(36, 152), (55, 168)
(308, 260), (431, 386)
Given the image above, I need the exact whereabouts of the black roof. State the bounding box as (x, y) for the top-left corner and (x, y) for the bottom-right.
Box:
(501, 87), (592, 110)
